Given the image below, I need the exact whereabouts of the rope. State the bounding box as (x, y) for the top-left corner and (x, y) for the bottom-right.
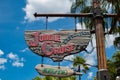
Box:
(46, 16), (48, 30)
(41, 56), (44, 67)
(75, 17), (77, 32)
(58, 62), (60, 69)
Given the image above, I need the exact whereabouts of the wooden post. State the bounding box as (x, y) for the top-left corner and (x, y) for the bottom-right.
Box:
(93, 0), (110, 80)
(95, 17), (107, 70)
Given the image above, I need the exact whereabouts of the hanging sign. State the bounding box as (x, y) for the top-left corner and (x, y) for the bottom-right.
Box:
(35, 64), (75, 77)
(25, 30), (90, 61)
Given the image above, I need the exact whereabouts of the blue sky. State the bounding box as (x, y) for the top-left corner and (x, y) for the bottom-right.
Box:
(0, 0), (118, 80)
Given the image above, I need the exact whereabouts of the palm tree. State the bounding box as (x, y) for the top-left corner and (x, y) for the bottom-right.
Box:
(100, 0), (120, 49)
(93, 76), (97, 80)
(71, 0), (108, 30)
(93, 58), (118, 80)
(69, 76), (76, 80)
(112, 51), (120, 68)
(60, 76), (76, 80)
(73, 56), (89, 80)
(43, 76), (54, 80)
(32, 76), (76, 80)
(32, 76), (42, 80)
(107, 59), (117, 80)
(106, 0), (120, 14)
(71, 0), (120, 48)
(107, 51), (120, 80)
(73, 56), (89, 73)
(113, 27), (120, 49)
(92, 51), (120, 80)
(106, 0), (120, 49)
(32, 76), (53, 80)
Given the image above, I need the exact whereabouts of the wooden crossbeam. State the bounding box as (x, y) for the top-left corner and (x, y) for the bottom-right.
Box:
(34, 13), (117, 18)
(34, 13), (117, 34)
(34, 13), (93, 17)
(103, 13), (117, 18)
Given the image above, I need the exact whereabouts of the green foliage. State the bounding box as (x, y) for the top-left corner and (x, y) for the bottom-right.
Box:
(32, 76), (76, 80)
(71, 0), (109, 31)
(93, 51), (120, 80)
(107, 51), (120, 80)
(112, 51), (120, 68)
(107, 59), (117, 80)
(73, 56), (89, 74)
(114, 36), (120, 49)
(32, 76), (42, 80)
(71, 0), (120, 49)
(106, 0), (120, 14)
(71, 0), (87, 13)
(73, 56), (85, 67)
(93, 76), (97, 80)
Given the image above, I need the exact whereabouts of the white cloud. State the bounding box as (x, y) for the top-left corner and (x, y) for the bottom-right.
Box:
(105, 34), (119, 48)
(12, 61), (24, 67)
(76, 22), (86, 30)
(0, 58), (7, 65)
(87, 72), (93, 79)
(0, 65), (5, 70)
(23, 0), (72, 22)
(84, 33), (119, 66)
(20, 57), (25, 62)
(85, 51), (97, 66)
(7, 52), (18, 60)
(64, 55), (74, 61)
(84, 34), (97, 66)
(0, 50), (7, 70)
(66, 64), (73, 68)
(0, 58), (7, 70)
(20, 48), (29, 53)
(7, 52), (25, 67)
(0, 49), (4, 56)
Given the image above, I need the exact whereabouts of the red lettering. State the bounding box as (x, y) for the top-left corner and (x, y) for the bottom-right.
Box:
(29, 32), (39, 46)
(70, 44), (75, 51)
(39, 35), (43, 41)
(52, 44), (75, 54)
(66, 44), (74, 52)
(53, 48), (59, 54)
(39, 34), (61, 42)
(41, 42), (53, 56)
(60, 46), (65, 54)
(29, 32), (61, 47)
(29, 40), (37, 46)
(41, 42), (75, 56)
(28, 32), (76, 56)
(55, 35), (60, 42)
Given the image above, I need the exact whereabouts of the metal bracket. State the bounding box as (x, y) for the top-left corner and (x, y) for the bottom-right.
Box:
(91, 7), (103, 18)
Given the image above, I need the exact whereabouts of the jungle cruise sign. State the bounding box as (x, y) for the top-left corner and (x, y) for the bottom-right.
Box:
(25, 30), (90, 61)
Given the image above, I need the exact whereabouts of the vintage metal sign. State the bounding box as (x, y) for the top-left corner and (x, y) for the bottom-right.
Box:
(35, 64), (75, 77)
(25, 30), (90, 61)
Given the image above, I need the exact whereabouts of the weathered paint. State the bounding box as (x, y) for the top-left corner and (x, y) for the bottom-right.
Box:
(35, 64), (74, 77)
(25, 30), (90, 61)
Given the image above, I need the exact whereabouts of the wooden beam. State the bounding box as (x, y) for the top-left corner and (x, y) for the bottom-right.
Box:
(34, 13), (93, 17)
(103, 13), (117, 18)
(34, 13), (117, 18)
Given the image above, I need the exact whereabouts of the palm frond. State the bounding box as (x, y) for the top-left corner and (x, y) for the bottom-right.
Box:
(114, 37), (120, 49)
